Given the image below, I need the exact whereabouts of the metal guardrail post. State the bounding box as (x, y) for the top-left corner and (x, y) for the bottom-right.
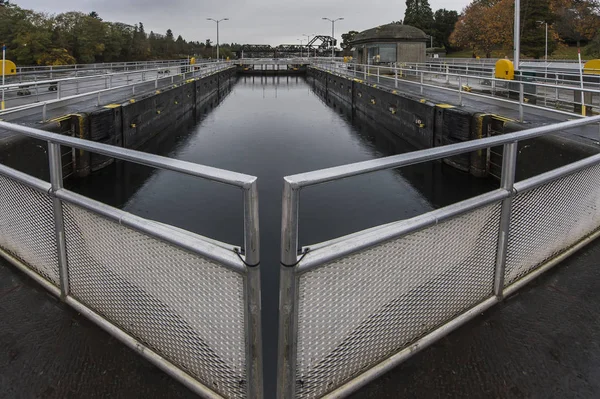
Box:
(278, 180), (300, 399)
(519, 83), (524, 122)
(377, 67), (380, 83)
(395, 67), (398, 88)
(109, 75), (113, 89)
(97, 92), (101, 107)
(458, 76), (463, 106)
(48, 142), (70, 299)
(420, 71), (424, 94)
(243, 180), (263, 398)
(494, 142), (518, 297)
(57, 81), (61, 100)
(42, 103), (47, 122)
(76, 80), (79, 95)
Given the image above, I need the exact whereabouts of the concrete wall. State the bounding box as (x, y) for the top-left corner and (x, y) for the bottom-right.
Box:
(307, 67), (489, 177)
(68, 67), (236, 176)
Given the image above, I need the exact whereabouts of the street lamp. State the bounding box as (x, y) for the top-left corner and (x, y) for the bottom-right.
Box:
(322, 17), (343, 58)
(297, 39), (304, 58)
(207, 18), (229, 60)
(303, 34), (314, 58)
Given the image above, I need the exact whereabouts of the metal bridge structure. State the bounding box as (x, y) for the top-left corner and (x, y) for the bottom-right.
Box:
(238, 37), (335, 58)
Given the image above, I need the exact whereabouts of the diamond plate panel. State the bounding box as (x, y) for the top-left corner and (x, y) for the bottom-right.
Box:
(0, 174), (60, 284)
(295, 203), (502, 398)
(62, 203), (247, 399)
(505, 164), (600, 286)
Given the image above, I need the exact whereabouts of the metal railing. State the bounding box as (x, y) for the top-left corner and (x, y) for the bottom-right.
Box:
(278, 114), (600, 398)
(0, 62), (233, 122)
(312, 61), (600, 121)
(0, 121), (262, 399)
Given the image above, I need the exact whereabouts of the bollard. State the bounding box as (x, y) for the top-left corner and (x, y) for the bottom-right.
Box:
(42, 102), (47, 122)
(57, 81), (61, 99)
(420, 71), (424, 94)
(377, 67), (380, 83)
(519, 83), (524, 122)
(132, 84), (135, 95)
(446, 65), (449, 83)
(97, 92), (101, 107)
(76, 80), (79, 95)
(395, 68), (398, 88)
(109, 75), (113, 89)
(155, 74), (158, 89)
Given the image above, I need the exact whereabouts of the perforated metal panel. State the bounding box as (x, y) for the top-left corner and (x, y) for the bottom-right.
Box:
(0, 174), (60, 285)
(505, 164), (600, 286)
(61, 203), (248, 399)
(295, 203), (502, 398)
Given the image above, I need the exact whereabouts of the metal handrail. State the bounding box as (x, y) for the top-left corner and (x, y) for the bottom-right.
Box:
(284, 115), (600, 190)
(278, 106), (600, 399)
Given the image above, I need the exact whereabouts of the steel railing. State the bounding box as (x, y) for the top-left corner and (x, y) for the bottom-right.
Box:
(278, 114), (600, 398)
(0, 121), (262, 399)
(311, 61), (600, 121)
(0, 62), (234, 122)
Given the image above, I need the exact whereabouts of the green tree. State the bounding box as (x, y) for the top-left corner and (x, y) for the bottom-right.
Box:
(586, 33), (600, 56)
(404, 0), (434, 34)
(341, 30), (359, 49)
(432, 9), (459, 50)
(520, 0), (557, 58)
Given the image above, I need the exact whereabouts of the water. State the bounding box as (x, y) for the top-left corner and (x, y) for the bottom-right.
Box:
(68, 75), (497, 396)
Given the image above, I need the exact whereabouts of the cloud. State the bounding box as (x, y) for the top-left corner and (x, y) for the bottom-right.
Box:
(15, 0), (471, 46)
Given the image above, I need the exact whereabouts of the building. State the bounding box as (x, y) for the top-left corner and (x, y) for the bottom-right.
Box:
(351, 23), (428, 65)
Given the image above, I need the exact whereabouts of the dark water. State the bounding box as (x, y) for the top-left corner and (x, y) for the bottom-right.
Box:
(68, 75), (496, 396)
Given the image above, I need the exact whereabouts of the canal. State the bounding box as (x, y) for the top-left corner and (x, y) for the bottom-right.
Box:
(66, 75), (497, 396)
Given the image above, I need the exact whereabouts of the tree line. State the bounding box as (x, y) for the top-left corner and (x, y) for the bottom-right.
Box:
(0, 1), (240, 65)
(341, 0), (600, 59)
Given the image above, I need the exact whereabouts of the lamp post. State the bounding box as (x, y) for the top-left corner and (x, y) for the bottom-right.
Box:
(322, 17), (343, 58)
(207, 18), (229, 60)
(514, 0), (520, 69)
(297, 39), (304, 58)
(537, 21), (548, 61)
(1, 44), (5, 110)
(303, 34), (314, 58)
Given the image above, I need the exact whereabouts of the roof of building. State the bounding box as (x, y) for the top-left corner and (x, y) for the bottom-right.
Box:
(351, 23), (428, 44)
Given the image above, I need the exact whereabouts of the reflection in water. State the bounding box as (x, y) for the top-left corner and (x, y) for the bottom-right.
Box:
(67, 76), (497, 397)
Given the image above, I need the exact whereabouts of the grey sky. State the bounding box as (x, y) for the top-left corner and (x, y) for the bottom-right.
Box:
(15, 0), (471, 46)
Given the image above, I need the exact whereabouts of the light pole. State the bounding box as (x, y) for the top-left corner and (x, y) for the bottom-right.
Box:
(537, 21), (548, 61)
(303, 34), (314, 58)
(297, 39), (304, 58)
(207, 18), (229, 60)
(322, 17), (344, 58)
(514, 0), (520, 69)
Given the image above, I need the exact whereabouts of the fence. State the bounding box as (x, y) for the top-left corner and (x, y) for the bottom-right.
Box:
(312, 61), (600, 120)
(0, 121), (262, 399)
(0, 62), (233, 122)
(277, 114), (600, 398)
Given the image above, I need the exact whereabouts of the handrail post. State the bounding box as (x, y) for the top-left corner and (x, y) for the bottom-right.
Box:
(494, 141), (518, 298)
(394, 66), (398, 88)
(48, 142), (70, 300)
(458, 75), (463, 106)
(243, 179), (263, 399)
(278, 180), (300, 399)
(57, 81), (61, 100)
(420, 71), (424, 94)
(42, 102), (47, 122)
(377, 67), (380, 83)
(519, 82), (524, 122)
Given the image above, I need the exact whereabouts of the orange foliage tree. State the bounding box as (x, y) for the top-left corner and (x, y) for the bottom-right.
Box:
(450, 0), (514, 58)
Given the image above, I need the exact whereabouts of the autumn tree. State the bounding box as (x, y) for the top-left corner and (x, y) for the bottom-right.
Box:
(553, 0), (600, 47)
(450, 0), (513, 58)
(404, 0), (434, 34)
(341, 30), (359, 49)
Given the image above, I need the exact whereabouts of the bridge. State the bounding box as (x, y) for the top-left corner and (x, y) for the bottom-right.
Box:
(0, 57), (600, 399)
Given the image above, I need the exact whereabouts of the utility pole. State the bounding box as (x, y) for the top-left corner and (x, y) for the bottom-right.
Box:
(322, 17), (344, 58)
(207, 18), (229, 60)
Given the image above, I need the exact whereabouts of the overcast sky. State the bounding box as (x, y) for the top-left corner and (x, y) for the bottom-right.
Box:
(15, 0), (471, 46)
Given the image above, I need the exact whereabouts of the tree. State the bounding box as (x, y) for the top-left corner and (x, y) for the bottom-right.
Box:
(404, 0), (434, 34)
(585, 33), (600, 56)
(432, 9), (459, 50)
(520, 0), (557, 58)
(341, 30), (359, 49)
(553, 0), (600, 47)
(450, 0), (513, 58)
(88, 11), (101, 20)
